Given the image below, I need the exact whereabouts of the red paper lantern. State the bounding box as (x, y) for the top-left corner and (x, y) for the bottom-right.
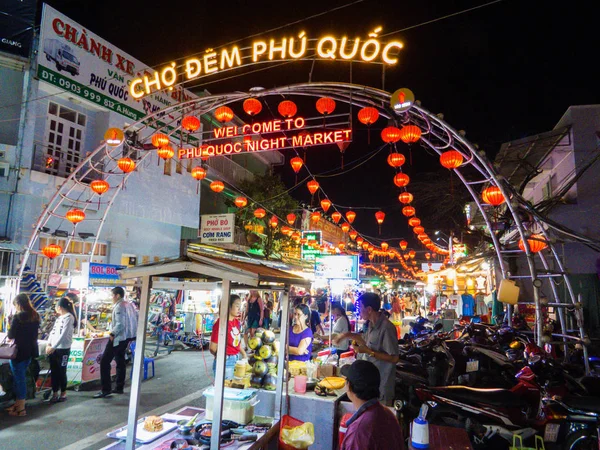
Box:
(338, 242), (346, 250)
(398, 192), (413, 204)
(409, 250), (416, 259)
(234, 196), (248, 208)
(425, 253), (431, 260)
(387, 152), (406, 168)
(191, 166), (206, 181)
(362, 242), (370, 251)
(214, 106), (234, 122)
(331, 212), (342, 224)
(400, 240), (408, 250)
(66, 209), (85, 224)
(349, 230), (358, 240)
(281, 226), (291, 235)
(381, 242), (389, 251)
(278, 100), (297, 118)
(254, 208), (266, 219)
(418, 233), (428, 241)
(117, 157), (136, 173)
(440, 150), (464, 169)
(356, 237), (364, 246)
(316, 97), (336, 115)
(290, 157), (304, 173)
(286, 213), (296, 225)
(413, 226), (425, 234)
(518, 234), (548, 253)
(399, 125), (422, 144)
(210, 180), (225, 193)
(42, 244), (62, 259)
(341, 222), (350, 233)
(307, 180), (319, 195)
(482, 186), (505, 206)
(311, 211), (321, 223)
(269, 216), (279, 228)
(394, 173), (410, 187)
(381, 126), (402, 144)
(243, 98), (262, 116)
(157, 146), (175, 160)
(90, 180), (109, 195)
(402, 206), (416, 217)
(151, 133), (169, 148)
(408, 217), (421, 227)
(181, 116), (200, 132)
(345, 211), (356, 224)
(320, 199), (332, 213)
(358, 107), (379, 125)
(375, 211), (385, 225)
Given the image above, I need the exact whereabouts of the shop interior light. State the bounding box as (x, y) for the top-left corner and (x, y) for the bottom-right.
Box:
(481, 261), (490, 270)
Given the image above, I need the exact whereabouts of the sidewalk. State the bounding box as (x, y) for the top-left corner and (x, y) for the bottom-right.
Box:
(0, 348), (215, 450)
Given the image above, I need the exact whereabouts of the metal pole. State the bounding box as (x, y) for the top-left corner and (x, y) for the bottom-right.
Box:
(211, 278), (232, 449)
(275, 286), (290, 420)
(125, 275), (151, 449)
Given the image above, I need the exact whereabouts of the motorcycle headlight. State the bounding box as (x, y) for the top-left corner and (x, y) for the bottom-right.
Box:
(510, 340), (523, 349)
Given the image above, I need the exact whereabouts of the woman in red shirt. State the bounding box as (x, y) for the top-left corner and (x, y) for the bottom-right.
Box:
(209, 295), (247, 379)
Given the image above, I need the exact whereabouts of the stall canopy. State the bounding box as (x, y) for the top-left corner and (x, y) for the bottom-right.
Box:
(118, 252), (309, 449)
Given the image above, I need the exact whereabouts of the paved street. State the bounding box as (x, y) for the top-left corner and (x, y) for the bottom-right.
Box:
(0, 347), (215, 450)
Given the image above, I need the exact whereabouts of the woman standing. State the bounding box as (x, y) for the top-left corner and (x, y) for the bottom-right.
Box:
(6, 293), (40, 417)
(328, 302), (350, 353)
(209, 295), (246, 380)
(245, 290), (264, 339)
(45, 297), (77, 403)
(288, 304), (313, 361)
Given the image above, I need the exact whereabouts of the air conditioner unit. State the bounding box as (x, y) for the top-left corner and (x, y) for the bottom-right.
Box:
(0, 162), (9, 177)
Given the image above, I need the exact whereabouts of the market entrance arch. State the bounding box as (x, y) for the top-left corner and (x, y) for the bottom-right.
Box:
(18, 82), (589, 365)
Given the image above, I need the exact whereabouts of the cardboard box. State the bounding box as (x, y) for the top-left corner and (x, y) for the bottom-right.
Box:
(317, 363), (337, 378)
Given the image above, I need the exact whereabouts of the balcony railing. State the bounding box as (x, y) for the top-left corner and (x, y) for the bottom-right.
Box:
(31, 141), (102, 184)
(207, 156), (254, 185)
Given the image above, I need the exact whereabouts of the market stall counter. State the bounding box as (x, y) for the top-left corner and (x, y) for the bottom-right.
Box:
(118, 252), (310, 449)
(101, 406), (279, 450)
(255, 378), (347, 450)
(67, 335), (116, 388)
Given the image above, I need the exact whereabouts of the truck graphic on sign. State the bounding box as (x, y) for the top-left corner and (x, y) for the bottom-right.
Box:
(43, 38), (80, 76)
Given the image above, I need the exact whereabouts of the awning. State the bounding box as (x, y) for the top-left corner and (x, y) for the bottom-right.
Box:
(118, 252), (310, 289)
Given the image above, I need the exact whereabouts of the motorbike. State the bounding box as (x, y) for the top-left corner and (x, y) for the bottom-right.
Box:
(415, 356), (598, 449)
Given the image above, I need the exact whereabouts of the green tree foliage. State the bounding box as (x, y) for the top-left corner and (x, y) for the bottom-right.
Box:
(234, 174), (300, 260)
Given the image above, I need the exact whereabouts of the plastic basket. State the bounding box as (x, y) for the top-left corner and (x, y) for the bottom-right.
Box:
(279, 415), (307, 450)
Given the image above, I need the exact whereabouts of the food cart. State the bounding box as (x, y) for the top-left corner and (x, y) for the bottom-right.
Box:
(118, 251), (311, 449)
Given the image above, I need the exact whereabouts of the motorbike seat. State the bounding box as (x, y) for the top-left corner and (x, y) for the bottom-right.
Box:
(562, 396), (600, 413)
(428, 386), (527, 408)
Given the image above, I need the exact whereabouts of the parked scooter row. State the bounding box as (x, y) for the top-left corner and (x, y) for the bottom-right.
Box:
(415, 356), (600, 449)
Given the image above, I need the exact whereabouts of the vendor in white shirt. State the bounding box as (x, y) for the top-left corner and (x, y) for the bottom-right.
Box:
(45, 297), (77, 403)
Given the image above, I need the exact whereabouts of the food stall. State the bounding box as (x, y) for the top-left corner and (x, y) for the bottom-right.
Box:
(117, 251), (311, 449)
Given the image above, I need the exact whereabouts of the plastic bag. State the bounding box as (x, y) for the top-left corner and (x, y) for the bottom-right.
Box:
(280, 422), (315, 449)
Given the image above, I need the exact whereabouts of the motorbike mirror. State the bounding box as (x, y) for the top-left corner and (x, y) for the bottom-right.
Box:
(434, 323), (443, 331)
(528, 354), (542, 365)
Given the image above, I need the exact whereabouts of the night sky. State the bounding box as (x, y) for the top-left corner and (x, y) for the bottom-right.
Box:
(42, 0), (600, 246)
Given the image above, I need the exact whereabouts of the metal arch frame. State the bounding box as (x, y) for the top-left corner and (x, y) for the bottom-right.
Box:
(19, 81), (588, 365)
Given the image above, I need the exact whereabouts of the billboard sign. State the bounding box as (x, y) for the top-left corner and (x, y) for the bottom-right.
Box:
(37, 5), (198, 140)
(315, 255), (359, 280)
(0, 0), (36, 57)
(301, 230), (322, 261)
(200, 214), (235, 244)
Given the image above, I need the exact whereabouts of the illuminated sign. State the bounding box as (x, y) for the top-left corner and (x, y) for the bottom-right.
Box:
(315, 255), (359, 280)
(301, 231), (322, 261)
(130, 29), (404, 98)
(390, 88), (415, 113)
(178, 118), (351, 158)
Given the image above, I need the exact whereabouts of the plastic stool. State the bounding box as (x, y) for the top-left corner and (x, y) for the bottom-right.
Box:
(129, 341), (155, 380)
